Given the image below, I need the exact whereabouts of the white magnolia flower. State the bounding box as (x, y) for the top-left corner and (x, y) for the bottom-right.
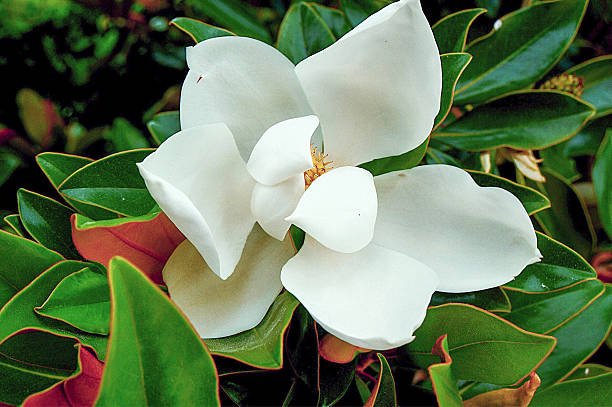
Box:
(137, 0), (541, 348)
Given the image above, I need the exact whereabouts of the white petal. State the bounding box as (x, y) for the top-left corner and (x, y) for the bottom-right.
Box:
(373, 165), (541, 293)
(295, 0), (442, 166)
(251, 174), (305, 240)
(286, 167), (377, 253)
(281, 236), (439, 350)
(164, 225), (295, 338)
(138, 124), (255, 280)
(246, 116), (318, 185)
(181, 37), (314, 161)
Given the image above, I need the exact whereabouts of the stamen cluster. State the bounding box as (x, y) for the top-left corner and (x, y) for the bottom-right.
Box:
(304, 145), (333, 189)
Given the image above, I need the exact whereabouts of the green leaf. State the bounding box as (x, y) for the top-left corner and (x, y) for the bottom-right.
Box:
(309, 4), (351, 39)
(147, 111), (180, 145)
(430, 288), (510, 312)
(204, 291), (300, 369)
(366, 354), (397, 407)
(4, 214), (27, 237)
(540, 142), (580, 183)
(536, 285), (612, 389)
(95, 257), (220, 406)
(434, 53), (473, 131)
(564, 115), (611, 157)
(564, 364), (612, 381)
(501, 279), (604, 334)
(184, 0), (271, 43)
(103, 118), (150, 152)
(277, 2), (336, 65)
(170, 17), (235, 43)
(566, 55), (612, 118)
(0, 151), (22, 187)
(286, 306), (319, 391)
(593, 130), (612, 238)
(17, 189), (80, 259)
(319, 357), (356, 407)
(468, 170), (550, 215)
(36, 267), (110, 335)
(432, 9), (486, 54)
(504, 232), (596, 293)
(36, 152), (117, 220)
(404, 303), (556, 386)
(340, 0), (390, 27)
(428, 336), (462, 407)
(454, 0), (588, 105)
(0, 260), (108, 359)
(435, 91), (595, 151)
(59, 149), (157, 217)
(530, 372), (612, 406)
(526, 168), (595, 258)
(359, 137), (428, 177)
(0, 230), (63, 306)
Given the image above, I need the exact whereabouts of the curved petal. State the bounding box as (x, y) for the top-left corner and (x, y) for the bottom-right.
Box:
(163, 225), (295, 338)
(373, 165), (541, 293)
(286, 167), (377, 253)
(251, 174), (305, 240)
(295, 0), (442, 166)
(181, 37), (314, 161)
(137, 124), (254, 280)
(247, 116), (318, 185)
(281, 236), (439, 350)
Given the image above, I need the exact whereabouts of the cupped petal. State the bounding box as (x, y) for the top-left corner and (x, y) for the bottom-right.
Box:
(286, 167), (377, 253)
(247, 116), (318, 185)
(281, 236), (439, 350)
(163, 224), (295, 338)
(373, 165), (541, 293)
(295, 0), (442, 166)
(137, 123), (255, 280)
(181, 36), (314, 161)
(251, 174), (305, 240)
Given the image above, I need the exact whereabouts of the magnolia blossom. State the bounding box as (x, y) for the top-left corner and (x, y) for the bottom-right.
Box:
(137, 0), (540, 349)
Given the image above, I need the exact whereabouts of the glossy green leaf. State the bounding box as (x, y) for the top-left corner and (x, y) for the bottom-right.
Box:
(59, 149), (156, 217)
(593, 130), (612, 238)
(454, 0), (588, 105)
(286, 306), (319, 391)
(432, 9), (485, 54)
(468, 170), (550, 215)
(540, 142), (580, 182)
(36, 267), (109, 335)
(501, 279), (604, 334)
(36, 152), (117, 220)
(566, 55), (612, 118)
(564, 364), (612, 381)
(309, 4), (351, 38)
(4, 214), (27, 237)
(0, 260), (108, 359)
(204, 292), (300, 369)
(428, 336), (462, 407)
(0, 151), (22, 187)
(404, 304), (556, 386)
(536, 285), (612, 389)
(526, 168), (595, 258)
(530, 372), (612, 406)
(434, 53), (473, 131)
(17, 189), (79, 259)
(170, 17), (235, 43)
(435, 91), (595, 151)
(147, 110), (180, 145)
(319, 357), (356, 407)
(564, 115), (611, 157)
(359, 137), (428, 177)
(0, 230), (63, 306)
(340, 0), (390, 27)
(183, 0), (271, 43)
(430, 287), (510, 312)
(103, 118), (149, 152)
(366, 354), (396, 407)
(95, 257), (219, 406)
(277, 2), (336, 65)
(504, 232), (596, 293)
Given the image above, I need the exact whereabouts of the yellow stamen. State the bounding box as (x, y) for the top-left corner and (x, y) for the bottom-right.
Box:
(304, 145), (333, 189)
(540, 73), (584, 97)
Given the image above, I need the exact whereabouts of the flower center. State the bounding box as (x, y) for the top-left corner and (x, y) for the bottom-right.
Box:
(540, 73), (584, 97)
(304, 145), (333, 189)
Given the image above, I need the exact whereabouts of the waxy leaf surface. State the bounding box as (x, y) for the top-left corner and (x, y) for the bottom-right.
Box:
(4, 214), (27, 237)
(432, 8), (485, 54)
(566, 55), (612, 118)
(170, 17), (234, 43)
(146, 110), (180, 145)
(530, 372), (612, 406)
(364, 354), (396, 407)
(428, 336), (462, 407)
(593, 131), (612, 238)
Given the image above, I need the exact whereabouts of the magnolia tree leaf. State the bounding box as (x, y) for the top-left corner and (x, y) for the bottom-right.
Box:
(95, 258), (220, 406)
(204, 292), (300, 369)
(318, 357), (357, 407)
(564, 115), (612, 157)
(286, 306), (319, 390)
(435, 91), (595, 151)
(0, 260), (108, 359)
(429, 288), (510, 312)
(540, 143), (580, 183)
(359, 137), (429, 177)
(4, 214), (27, 237)
(463, 372), (541, 407)
(147, 111), (180, 145)
(0, 151), (22, 187)
(309, 4), (351, 38)
(427, 335), (462, 407)
(403, 304), (556, 386)
(36, 152), (117, 220)
(530, 372), (612, 406)
(504, 232), (596, 293)
(454, 0), (588, 105)
(277, 2), (336, 65)
(364, 354), (396, 407)
(593, 130), (612, 238)
(340, 0), (390, 26)
(564, 364), (612, 381)
(17, 189), (80, 259)
(434, 53), (473, 131)
(170, 17), (235, 43)
(103, 118), (150, 152)
(58, 149), (157, 217)
(566, 55), (612, 118)
(432, 8), (486, 54)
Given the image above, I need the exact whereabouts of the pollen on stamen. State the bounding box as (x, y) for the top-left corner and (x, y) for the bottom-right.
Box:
(304, 145), (333, 189)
